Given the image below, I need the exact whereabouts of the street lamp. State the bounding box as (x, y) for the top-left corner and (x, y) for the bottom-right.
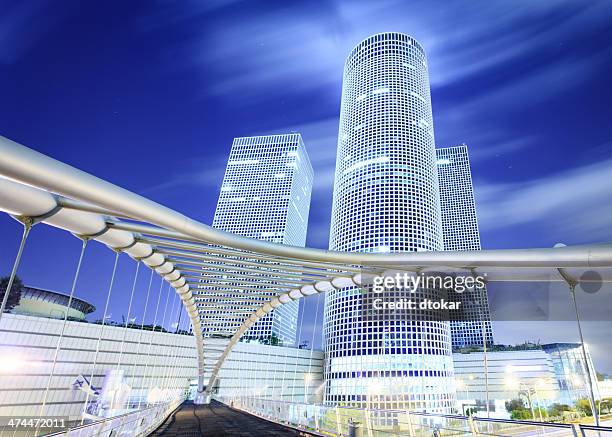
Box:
(365, 380), (382, 437)
(556, 247), (600, 427)
(505, 377), (544, 421)
(505, 369), (553, 422)
(367, 380), (382, 408)
(599, 399), (611, 418)
(455, 378), (465, 391)
(0, 354), (25, 373)
(532, 380), (548, 422)
(455, 378), (473, 415)
(304, 373), (313, 403)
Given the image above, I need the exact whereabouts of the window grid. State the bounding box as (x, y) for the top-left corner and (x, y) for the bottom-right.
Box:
(202, 134), (314, 346)
(325, 32), (454, 413)
(436, 145), (493, 349)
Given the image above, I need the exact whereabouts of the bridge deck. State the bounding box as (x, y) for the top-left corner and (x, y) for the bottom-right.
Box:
(149, 400), (301, 436)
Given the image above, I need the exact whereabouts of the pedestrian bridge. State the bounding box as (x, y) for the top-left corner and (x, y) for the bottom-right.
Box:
(41, 398), (612, 436)
(1, 134), (612, 436)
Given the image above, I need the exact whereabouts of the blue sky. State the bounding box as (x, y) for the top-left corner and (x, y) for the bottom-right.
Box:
(1, 1), (612, 369)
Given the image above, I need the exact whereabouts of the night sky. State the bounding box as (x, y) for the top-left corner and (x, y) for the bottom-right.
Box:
(1, 1), (612, 370)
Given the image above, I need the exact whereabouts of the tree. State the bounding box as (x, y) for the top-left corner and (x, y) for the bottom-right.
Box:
(506, 398), (531, 420)
(548, 403), (573, 418)
(598, 398), (612, 414)
(505, 398), (525, 413)
(465, 407), (478, 416)
(511, 408), (533, 420)
(0, 275), (24, 312)
(533, 407), (548, 419)
(269, 332), (280, 346)
(575, 398), (592, 416)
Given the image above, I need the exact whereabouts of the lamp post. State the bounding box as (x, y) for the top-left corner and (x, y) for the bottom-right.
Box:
(304, 373), (312, 404)
(455, 378), (472, 415)
(531, 386), (544, 422)
(468, 374), (475, 404)
(365, 380), (381, 437)
(533, 379), (553, 422)
(556, 250), (600, 427)
(506, 377), (535, 420)
(599, 399), (610, 419)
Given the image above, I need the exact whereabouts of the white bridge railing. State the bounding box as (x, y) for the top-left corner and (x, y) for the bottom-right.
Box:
(219, 396), (612, 437)
(45, 398), (183, 437)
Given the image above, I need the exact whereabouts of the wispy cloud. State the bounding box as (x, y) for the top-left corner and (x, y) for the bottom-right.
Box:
(468, 136), (539, 163)
(447, 47), (612, 118)
(0, 1), (72, 65)
(424, 1), (612, 86)
(142, 154), (228, 194)
(138, 0), (612, 249)
(143, 0), (612, 102)
(475, 155), (612, 242)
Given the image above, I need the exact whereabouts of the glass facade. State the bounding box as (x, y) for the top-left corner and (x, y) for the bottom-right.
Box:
(436, 145), (493, 349)
(542, 343), (601, 405)
(325, 32), (454, 412)
(206, 134), (314, 346)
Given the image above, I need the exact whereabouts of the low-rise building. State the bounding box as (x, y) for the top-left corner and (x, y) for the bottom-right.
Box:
(453, 349), (558, 418)
(452, 344), (601, 418)
(11, 285), (95, 321)
(541, 343), (601, 405)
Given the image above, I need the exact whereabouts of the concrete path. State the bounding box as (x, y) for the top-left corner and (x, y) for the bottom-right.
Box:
(149, 400), (301, 436)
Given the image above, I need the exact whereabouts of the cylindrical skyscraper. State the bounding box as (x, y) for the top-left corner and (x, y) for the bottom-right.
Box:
(325, 32), (454, 412)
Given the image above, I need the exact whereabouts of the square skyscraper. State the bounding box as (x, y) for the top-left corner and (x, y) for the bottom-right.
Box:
(209, 133), (313, 346)
(436, 144), (493, 348)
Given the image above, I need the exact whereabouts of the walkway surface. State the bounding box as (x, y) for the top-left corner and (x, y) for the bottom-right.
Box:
(149, 400), (302, 437)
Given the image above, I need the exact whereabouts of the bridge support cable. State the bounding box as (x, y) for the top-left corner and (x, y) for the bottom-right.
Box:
(139, 278), (165, 409)
(271, 345), (279, 399)
(150, 283), (172, 397)
(0, 219), (32, 322)
(482, 322), (490, 419)
(128, 269), (155, 396)
(153, 286), (176, 392)
(558, 266), (601, 428)
(159, 292), (181, 395)
(172, 334), (186, 396)
(157, 282), (182, 396)
(165, 300), (188, 399)
(39, 238), (89, 419)
(291, 302), (306, 402)
(279, 341), (289, 401)
(116, 261), (141, 371)
(81, 251), (121, 424)
(171, 310), (187, 397)
(158, 293), (177, 391)
(305, 292), (321, 403)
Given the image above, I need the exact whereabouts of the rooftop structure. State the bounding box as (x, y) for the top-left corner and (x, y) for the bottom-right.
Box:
(9, 285), (95, 320)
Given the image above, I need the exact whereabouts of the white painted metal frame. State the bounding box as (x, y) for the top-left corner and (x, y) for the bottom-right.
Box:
(1, 135), (611, 397)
